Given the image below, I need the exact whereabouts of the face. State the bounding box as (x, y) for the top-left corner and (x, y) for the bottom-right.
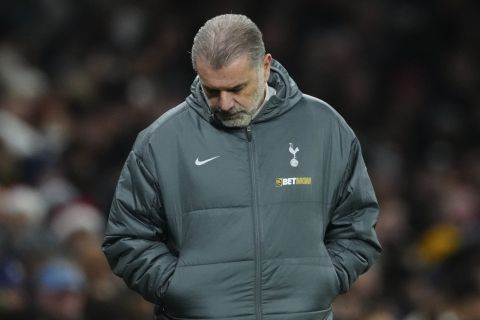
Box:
(196, 54), (272, 127)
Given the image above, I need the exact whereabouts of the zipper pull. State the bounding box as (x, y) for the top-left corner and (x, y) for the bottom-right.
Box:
(246, 126), (252, 141)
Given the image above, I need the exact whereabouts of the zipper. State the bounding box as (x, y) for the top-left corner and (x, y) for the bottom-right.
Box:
(246, 125), (262, 319)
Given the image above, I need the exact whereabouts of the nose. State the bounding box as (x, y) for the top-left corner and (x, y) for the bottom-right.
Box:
(218, 91), (234, 111)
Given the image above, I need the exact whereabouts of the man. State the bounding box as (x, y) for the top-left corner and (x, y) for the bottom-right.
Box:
(34, 259), (87, 320)
(103, 14), (381, 320)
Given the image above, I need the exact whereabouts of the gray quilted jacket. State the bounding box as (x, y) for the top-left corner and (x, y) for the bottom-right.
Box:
(102, 60), (381, 320)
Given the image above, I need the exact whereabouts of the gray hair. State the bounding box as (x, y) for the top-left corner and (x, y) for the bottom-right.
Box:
(191, 14), (265, 71)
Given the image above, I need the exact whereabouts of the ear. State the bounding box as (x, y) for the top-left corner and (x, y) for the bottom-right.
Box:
(263, 54), (273, 81)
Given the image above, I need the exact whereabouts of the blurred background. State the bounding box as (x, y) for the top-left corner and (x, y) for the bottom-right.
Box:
(0, 0), (479, 319)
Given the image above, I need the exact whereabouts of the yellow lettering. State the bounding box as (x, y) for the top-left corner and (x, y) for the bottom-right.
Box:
(296, 177), (312, 185)
(275, 178), (283, 186)
(275, 177), (312, 187)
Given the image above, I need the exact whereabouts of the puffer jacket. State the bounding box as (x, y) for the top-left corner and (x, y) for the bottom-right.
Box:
(102, 60), (381, 320)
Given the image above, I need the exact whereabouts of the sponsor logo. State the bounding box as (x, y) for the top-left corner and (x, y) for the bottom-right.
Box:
(195, 156), (220, 166)
(275, 177), (312, 187)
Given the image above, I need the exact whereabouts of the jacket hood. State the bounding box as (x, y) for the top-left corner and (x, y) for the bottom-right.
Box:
(186, 59), (303, 125)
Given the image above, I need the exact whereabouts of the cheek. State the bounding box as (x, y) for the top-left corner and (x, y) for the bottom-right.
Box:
(207, 97), (224, 109)
(208, 97), (218, 106)
(239, 88), (258, 105)
(235, 95), (250, 105)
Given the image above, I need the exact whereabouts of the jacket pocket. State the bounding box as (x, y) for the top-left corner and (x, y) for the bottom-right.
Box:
(319, 243), (341, 295)
(262, 256), (340, 315)
(160, 261), (254, 319)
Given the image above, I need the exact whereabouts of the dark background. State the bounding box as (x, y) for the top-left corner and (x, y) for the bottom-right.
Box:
(0, 1), (479, 319)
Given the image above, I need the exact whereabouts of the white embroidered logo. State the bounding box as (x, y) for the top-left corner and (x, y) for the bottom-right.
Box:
(195, 156), (220, 166)
(289, 143), (299, 167)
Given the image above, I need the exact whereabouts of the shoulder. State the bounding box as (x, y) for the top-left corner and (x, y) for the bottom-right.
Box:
(299, 94), (355, 139)
(132, 102), (189, 157)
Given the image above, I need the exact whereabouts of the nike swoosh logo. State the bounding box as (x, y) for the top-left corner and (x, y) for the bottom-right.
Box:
(195, 156), (220, 166)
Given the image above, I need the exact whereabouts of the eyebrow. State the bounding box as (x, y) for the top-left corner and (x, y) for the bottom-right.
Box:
(203, 82), (247, 92)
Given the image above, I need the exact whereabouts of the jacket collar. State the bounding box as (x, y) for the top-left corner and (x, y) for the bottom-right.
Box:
(186, 59), (303, 127)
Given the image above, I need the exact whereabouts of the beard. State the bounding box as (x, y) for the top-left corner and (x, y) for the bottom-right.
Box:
(213, 82), (266, 128)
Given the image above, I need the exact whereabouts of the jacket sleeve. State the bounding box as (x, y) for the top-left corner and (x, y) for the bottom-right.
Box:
(325, 137), (381, 294)
(102, 148), (177, 304)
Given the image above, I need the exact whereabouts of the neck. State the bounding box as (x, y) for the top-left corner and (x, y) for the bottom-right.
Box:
(252, 84), (268, 118)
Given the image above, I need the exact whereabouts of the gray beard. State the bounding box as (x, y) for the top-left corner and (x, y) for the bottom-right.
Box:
(216, 112), (253, 128)
(215, 83), (266, 128)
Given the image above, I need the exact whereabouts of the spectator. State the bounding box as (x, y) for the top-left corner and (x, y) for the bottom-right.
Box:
(34, 259), (86, 320)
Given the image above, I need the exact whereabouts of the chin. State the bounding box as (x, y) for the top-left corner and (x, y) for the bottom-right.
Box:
(219, 115), (252, 128)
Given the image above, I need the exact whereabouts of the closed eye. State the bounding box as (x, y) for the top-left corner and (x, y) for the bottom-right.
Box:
(203, 84), (246, 97)
(229, 85), (245, 93)
(203, 87), (219, 97)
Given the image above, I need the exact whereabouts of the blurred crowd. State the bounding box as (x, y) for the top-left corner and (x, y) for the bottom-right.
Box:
(0, 1), (479, 319)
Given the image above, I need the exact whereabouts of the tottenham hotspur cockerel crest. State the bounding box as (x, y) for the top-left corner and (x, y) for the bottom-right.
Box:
(289, 143), (299, 167)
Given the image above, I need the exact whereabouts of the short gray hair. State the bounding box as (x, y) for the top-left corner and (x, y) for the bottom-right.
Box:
(191, 14), (265, 71)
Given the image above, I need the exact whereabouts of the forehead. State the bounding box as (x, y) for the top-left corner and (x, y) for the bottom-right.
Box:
(196, 55), (257, 90)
